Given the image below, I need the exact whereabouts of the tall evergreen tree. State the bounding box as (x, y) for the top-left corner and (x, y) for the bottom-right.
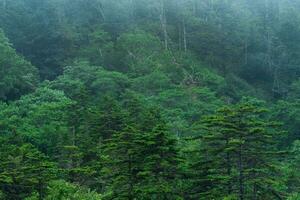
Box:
(136, 123), (181, 199)
(0, 134), (56, 200)
(190, 98), (284, 199)
(101, 126), (140, 200)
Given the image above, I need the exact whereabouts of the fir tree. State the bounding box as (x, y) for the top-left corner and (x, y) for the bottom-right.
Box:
(191, 98), (284, 199)
(136, 123), (181, 199)
(0, 134), (56, 200)
(101, 126), (140, 200)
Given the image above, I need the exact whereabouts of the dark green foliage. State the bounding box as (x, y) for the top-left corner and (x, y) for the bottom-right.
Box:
(25, 180), (102, 200)
(0, 30), (39, 101)
(101, 126), (140, 199)
(0, 135), (56, 200)
(135, 124), (181, 199)
(101, 117), (181, 199)
(0, 0), (299, 199)
(0, 0), (73, 79)
(190, 98), (285, 199)
(51, 63), (130, 100)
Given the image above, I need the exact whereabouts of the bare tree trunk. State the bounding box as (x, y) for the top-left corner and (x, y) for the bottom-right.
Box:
(183, 18), (187, 52)
(272, 66), (280, 97)
(193, 0), (197, 16)
(266, 31), (272, 72)
(178, 24), (182, 51)
(129, 0), (135, 23)
(265, 0), (273, 71)
(159, 0), (168, 50)
(244, 39), (248, 65)
(97, 0), (105, 21)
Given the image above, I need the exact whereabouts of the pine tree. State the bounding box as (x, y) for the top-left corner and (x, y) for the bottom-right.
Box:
(231, 100), (284, 200)
(136, 123), (182, 199)
(94, 96), (125, 141)
(0, 134), (56, 200)
(190, 98), (284, 199)
(101, 126), (140, 200)
(58, 86), (92, 185)
(101, 103), (182, 199)
(189, 106), (236, 199)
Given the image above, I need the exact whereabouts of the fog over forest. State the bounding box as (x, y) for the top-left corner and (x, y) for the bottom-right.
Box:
(0, 0), (300, 199)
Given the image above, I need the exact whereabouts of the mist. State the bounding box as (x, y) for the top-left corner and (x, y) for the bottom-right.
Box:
(0, 0), (300, 199)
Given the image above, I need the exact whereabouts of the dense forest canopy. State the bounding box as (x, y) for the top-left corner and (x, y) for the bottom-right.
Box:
(0, 0), (300, 199)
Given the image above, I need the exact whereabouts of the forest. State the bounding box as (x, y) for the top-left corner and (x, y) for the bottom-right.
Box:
(0, 0), (300, 199)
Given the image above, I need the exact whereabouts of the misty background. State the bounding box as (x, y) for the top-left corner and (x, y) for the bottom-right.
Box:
(0, 0), (300, 199)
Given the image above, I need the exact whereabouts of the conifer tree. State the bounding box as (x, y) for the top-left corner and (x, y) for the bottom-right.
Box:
(136, 123), (181, 199)
(191, 98), (284, 199)
(0, 134), (56, 200)
(60, 86), (91, 185)
(189, 106), (236, 199)
(101, 126), (140, 200)
(101, 102), (182, 199)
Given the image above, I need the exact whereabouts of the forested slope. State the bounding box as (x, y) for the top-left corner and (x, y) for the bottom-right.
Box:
(0, 0), (300, 199)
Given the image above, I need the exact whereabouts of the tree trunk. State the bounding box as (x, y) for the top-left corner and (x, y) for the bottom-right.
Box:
(183, 18), (187, 52)
(226, 142), (232, 195)
(129, 0), (135, 23)
(253, 183), (257, 200)
(178, 23), (182, 51)
(265, 0), (273, 72)
(193, 0), (197, 16)
(238, 144), (244, 200)
(38, 178), (44, 200)
(128, 155), (134, 200)
(97, 0), (105, 21)
(244, 39), (248, 65)
(72, 125), (76, 146)
(159, 0), (168, 50)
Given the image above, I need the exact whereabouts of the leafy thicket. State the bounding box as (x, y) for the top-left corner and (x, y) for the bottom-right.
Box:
(0, 0), (300, 199)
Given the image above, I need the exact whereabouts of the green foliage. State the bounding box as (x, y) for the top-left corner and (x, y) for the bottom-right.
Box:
(101, 102), (181, 199)
(272, 100), (300, 146)
(0, 137), (56, 200)
(135, 124), (182, 199)
(77, 27), (114, 67)
(152, 87), (222, 136)
(0, 87), (73, 157)
(131, 70), (172, 95)
(0, 29), (38, 101)
(0, 0), (299, 199)
(289, 79), (300, 99)
(282, 140), (300, 195)
(0, 0), (73, 79)
(116, 30), (163, 76)
(51, 63), (129, 99)
(288, 193), (300, 200)
(25, 180), (102, 200)
(189, 98), (285, 199)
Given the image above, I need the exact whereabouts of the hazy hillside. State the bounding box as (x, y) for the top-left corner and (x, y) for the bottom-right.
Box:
(0, 0), (300, 199)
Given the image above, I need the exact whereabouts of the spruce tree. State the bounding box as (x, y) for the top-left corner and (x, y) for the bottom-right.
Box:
(101, 126), (140, 200)
(62, 86), (90, 184)
(0, 134), (56, 200)
(101, 103), (182, 199)
(191, 99), (284, 199)
(189, 106), (236, 199)
(136, 123), (181, 199)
